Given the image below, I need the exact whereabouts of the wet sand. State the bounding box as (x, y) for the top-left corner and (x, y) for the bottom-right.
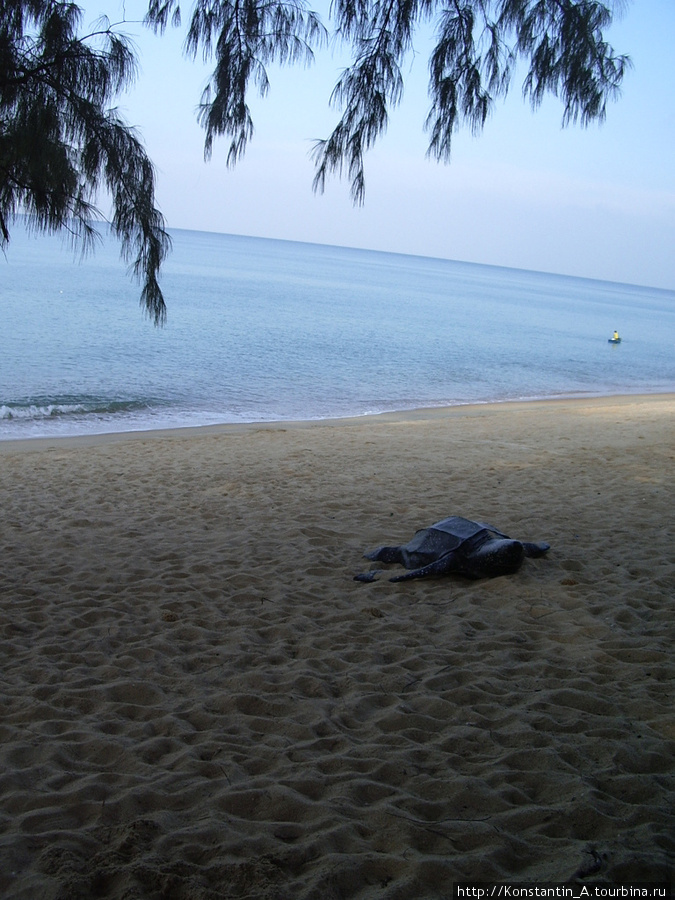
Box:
(1, 395), (673, 897)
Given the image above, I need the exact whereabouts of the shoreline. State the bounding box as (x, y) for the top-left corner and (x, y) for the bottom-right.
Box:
(1, 391), (673, 896)
(2, 390), (674, 451)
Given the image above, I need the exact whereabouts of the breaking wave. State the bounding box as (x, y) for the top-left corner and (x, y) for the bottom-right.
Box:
(0, 397), (153, 421)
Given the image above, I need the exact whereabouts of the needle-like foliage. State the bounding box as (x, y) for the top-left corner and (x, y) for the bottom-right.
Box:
(320, 0), (630, 202)
(146, 0), (629, 205)
(1, 0), (170, 323)
(147, 0), (326, 165)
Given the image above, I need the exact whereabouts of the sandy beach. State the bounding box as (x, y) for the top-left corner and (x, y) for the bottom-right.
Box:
(1, 394), (673, 898)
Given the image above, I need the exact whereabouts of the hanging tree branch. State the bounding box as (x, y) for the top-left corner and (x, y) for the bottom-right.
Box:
(146, 0), (629, 204)
(0, 0), (170, 323)
(146, 0), (327, 165)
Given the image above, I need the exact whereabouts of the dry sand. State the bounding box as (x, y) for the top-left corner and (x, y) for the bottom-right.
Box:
(0, 394), (673, 899)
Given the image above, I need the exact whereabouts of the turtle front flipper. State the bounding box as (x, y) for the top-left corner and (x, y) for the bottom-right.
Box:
(388, 551), (460, 582)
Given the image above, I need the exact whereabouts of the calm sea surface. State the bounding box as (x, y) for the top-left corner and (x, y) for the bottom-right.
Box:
(2, 224), (674, 440)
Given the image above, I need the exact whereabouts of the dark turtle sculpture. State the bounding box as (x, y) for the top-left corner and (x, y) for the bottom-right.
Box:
(355, 516), (549, 582)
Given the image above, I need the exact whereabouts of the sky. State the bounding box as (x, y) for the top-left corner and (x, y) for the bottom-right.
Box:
(91, 0), (674, 289)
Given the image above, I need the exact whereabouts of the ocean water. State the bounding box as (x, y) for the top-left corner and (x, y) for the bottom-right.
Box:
(2, 223), (674, 440)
